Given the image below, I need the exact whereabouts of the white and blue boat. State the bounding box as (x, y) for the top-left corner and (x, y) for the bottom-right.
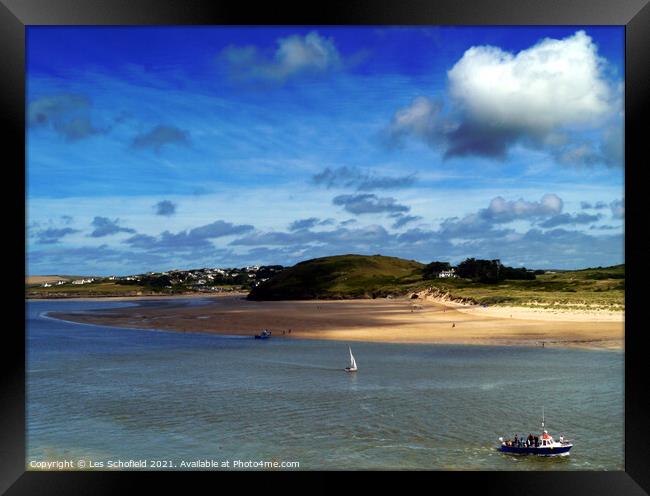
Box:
(254, 329), (272, 339)
(498, 409), (573, 456)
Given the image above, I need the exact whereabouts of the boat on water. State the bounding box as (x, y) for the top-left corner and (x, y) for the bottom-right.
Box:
(254, 329), (272, 339)
(498, 409), (573, 456)
(345, 346), (358, 372)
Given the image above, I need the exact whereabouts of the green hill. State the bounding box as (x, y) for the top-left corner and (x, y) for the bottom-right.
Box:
(247, 254), (425, 300)
(247, 255), (624, 309)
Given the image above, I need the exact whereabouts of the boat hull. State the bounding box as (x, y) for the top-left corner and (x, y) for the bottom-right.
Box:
(499, 445), (572, 456)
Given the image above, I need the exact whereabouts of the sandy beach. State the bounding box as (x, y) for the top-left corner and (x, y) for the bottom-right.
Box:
(48, 293), (624, 350)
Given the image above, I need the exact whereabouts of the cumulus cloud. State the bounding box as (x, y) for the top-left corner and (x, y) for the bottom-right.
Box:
(220, 31), (342, 83)
(288, 217), (320, 231)
(154, 200), (177, 217)
(386, 31), (618, 162)
(391, 214), (422, 229)
(436, 194), (564, 239)
(89, 217), (136, 238)
(34, 227), (80, 244)
(312, 166), (416, 191)
(226, 198), (621, 270)
(189, 220), (254, 238)
(610, 199), (624, 219)
(581, 201), (609, 210)
(554, 126), (623, 168)
(590, 224), (618, 231)
(448, 31), (610, 131)
(480, 194), (564, 223)
(230, 224), (392, 248)
(28, 94), (104, 141)
(124, 220), (254, 252)
(385, 96), (450, 148)
(538, 212), (602, 228)
(332, 194), (410, 215)
(132, 125), (190, 152)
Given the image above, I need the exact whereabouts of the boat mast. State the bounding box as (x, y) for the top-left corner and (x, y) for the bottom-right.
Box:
(542, 406), (545, 430)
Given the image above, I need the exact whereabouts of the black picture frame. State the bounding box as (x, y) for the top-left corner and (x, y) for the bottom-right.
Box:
(2, 0), (648, 493)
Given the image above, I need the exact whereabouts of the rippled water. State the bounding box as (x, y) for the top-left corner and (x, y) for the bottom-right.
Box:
(27, 299), (624, 470)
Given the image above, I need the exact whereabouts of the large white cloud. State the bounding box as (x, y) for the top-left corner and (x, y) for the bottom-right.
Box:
(448, 30), (612, 133)
(386, 31), (620, 162)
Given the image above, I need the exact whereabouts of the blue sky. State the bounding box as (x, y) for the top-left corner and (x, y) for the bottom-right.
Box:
(26, 26), (624, 275)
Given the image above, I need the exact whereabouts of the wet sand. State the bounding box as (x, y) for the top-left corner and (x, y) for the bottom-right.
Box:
(49, 294), (624, 350)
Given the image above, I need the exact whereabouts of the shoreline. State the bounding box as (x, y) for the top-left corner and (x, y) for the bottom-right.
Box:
(42, 311), (622, 352)
(27, 292), (247, 303)
(42, 295), (624, 351)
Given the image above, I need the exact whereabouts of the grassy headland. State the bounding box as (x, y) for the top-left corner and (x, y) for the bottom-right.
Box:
(248, 255), (624, 311)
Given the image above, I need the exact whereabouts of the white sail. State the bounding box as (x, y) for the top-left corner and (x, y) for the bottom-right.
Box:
(349, 347), (357, 370)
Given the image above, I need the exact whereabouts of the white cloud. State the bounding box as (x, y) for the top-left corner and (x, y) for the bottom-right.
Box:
(448, 30), (612, 133)
(485, 194), (563, 222)
(386, 31), (620, 162)
(221, 31), (342, 83)
(275, 31), (341, 74)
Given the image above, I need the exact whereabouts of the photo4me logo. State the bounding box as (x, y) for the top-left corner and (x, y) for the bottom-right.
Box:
(179, 459), (300, 469)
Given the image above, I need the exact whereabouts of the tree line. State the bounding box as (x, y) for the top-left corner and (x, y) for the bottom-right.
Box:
(422, 258), (542, 283)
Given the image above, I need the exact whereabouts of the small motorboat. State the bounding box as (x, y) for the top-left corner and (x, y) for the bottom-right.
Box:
(498, 409), (573, 456)
(254, 329), (272, 339)
(344, 346), (358, 372)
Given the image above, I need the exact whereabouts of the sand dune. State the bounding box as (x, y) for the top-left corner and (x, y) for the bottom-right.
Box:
(49, 294), (624, 350)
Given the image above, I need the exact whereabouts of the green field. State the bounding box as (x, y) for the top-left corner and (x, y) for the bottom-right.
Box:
(25, 279), (245, 298)
(25, 281), (150, 298)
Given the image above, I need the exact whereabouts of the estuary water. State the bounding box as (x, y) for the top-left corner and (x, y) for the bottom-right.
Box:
(27, 299), (624, 470)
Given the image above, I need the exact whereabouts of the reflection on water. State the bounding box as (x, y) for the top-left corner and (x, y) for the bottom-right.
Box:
(27, 299), (624, 470)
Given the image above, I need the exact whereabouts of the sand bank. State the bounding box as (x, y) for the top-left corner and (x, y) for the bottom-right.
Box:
(48, 295), (624, 351)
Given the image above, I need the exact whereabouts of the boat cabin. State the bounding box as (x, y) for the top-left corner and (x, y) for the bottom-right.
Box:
(540, 431), (554, 446)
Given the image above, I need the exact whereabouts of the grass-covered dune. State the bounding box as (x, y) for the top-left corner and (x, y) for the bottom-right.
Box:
(247, 254), (424, 300)
(421, 264), (624, 310)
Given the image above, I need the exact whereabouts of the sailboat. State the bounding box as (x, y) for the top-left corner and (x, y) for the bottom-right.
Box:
(345, 346), (358, 372)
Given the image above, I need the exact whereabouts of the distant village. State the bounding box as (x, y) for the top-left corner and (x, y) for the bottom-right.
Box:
(38, 265), (286, 293)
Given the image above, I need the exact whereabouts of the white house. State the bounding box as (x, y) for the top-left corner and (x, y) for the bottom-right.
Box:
(438, 269), (457, 279)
